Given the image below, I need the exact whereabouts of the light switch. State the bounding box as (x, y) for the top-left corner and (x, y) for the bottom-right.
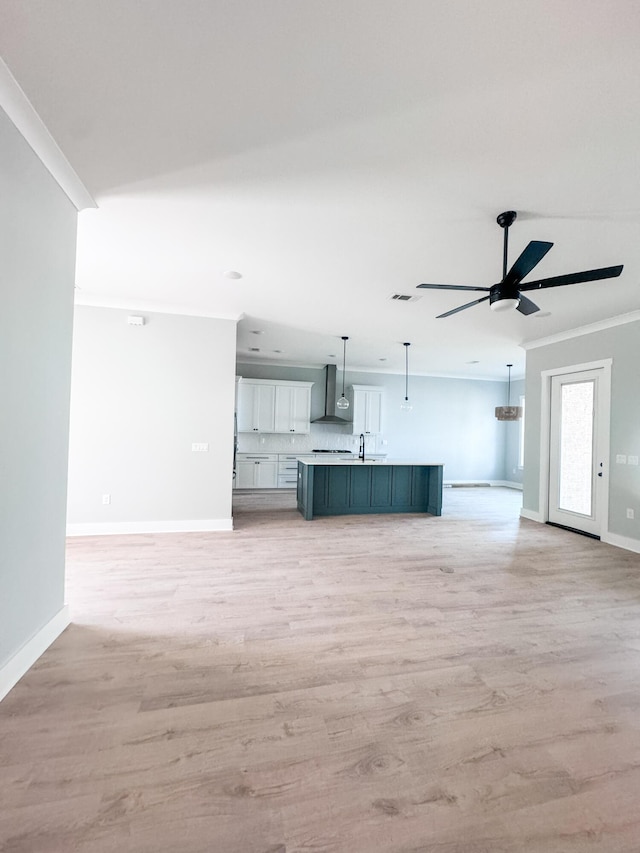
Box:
(191, 443), (209, 452)
(616, 454), (627, 464)
(628, 455), (639, 466)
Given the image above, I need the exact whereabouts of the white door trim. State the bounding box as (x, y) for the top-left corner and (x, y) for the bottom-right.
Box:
(538, 359), (612, 537)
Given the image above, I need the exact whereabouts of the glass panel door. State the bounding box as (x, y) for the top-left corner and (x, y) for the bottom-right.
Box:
(548, 369), (603, 536)
(558, 381), (594, 515)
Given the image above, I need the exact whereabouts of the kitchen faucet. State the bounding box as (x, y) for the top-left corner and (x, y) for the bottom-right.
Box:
(359, 433), (365, 462)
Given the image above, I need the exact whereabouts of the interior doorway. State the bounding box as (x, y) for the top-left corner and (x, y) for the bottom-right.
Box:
(542, 361), (611, 538)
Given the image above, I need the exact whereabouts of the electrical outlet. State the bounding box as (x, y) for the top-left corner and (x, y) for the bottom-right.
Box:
(628, 455), (639, 466)
(627, 508), (635, 520)
(616, 454), (627, 464)
(102, 494), (111, 505)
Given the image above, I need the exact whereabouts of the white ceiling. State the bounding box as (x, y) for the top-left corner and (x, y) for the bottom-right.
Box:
(1, 0), (639, 379)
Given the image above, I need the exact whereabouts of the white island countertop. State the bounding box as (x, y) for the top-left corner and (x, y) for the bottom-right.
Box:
(298, 458), (444, 466)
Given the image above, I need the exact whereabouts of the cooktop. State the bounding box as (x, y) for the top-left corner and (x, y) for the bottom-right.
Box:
(312, 449), (353, 454)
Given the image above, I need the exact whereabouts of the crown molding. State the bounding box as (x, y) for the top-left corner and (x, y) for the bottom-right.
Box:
(0, 57), (95, 211)
(522, 310), (640, 351)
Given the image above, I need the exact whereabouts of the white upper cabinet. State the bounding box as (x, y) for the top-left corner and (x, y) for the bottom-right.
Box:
(236, 381), (276, 433)
(274, 384), (312, 434)
(237, 379), (313, 434)
(351, 385), (384, 435)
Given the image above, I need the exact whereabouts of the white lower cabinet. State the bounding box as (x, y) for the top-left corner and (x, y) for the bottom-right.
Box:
(235, 453), (278, 488)
(277, 453), (315, 488)
(236, 452), (387, 489)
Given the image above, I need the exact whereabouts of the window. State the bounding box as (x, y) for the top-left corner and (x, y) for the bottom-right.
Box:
(518, 395), (526, 468)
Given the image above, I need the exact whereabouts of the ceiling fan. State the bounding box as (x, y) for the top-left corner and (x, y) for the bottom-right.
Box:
(417, 211), (623, 318)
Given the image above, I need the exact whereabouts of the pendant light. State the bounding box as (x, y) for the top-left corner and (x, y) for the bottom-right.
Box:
(495, 363), (522, 421)
(400, 342), (413, 411)
(336, 336), (350, 410)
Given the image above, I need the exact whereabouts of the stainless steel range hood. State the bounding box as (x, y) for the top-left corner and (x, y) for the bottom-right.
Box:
(312, 364), (351, 424)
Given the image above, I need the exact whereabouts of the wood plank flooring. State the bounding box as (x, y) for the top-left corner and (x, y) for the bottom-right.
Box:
(3, 488), (640, 852)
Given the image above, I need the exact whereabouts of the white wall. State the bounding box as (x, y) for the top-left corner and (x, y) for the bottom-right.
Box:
(67, 307), (237, 533)
(0, 107), (77, 687)
(503, 377), (525, 486)
(237, 362), (510, 482)
(523, 316), (640, 547)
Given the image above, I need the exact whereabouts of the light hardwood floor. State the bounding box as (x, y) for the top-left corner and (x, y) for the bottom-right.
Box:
(3, 488), (640, 852)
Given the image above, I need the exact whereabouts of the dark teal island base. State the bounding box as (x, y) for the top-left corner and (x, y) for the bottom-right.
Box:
(297, 461), (443, 520)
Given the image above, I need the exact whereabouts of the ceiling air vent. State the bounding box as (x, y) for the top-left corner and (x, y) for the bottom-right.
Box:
(389, 293), (422, 303)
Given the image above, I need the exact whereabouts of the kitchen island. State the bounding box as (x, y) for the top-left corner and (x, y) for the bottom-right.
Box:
(297, 458), (443, 520)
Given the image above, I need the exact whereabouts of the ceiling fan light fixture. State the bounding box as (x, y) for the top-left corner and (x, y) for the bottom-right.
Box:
(490, 297), (520, 313)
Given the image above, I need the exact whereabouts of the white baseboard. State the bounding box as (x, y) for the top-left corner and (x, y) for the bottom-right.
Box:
(444, 480), (491, 487)
(491, 480), (523, 490)
(66, 518), (233, 536)
(601, 531), (640, 555)
(516, 517), (640, 554)
(443, 480), (522, 490)
(0, 605), (70, 703)
(520, 507), (544, 522)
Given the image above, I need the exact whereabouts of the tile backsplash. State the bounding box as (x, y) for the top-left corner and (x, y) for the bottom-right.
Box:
(237, 424), (382, 455)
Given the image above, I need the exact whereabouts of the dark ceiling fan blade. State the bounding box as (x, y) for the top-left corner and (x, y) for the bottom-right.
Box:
(436, 295), (490, 318)
(503, 241), (554, 288)
(516, 294), (540, 315)
(417, 283), (490, 292)
(519, 264), (623, 292)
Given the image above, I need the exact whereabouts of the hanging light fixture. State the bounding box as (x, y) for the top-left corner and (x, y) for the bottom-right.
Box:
(400, 342), (413, 411)
(336, 336), (350, 410)
(495, 363), (523, 421)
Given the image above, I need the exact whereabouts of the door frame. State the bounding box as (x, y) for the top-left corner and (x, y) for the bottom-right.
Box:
(538, 359), (612, 537)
